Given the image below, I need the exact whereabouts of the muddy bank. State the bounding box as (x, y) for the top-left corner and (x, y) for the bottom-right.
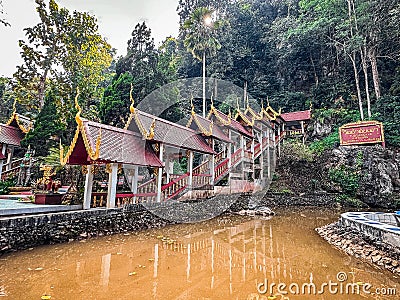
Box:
(316, 222), (400, 276)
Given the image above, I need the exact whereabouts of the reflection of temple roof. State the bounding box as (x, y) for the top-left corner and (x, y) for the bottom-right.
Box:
(6, 113), (33, 133)
(61, 118), (163, 167)
(0, 123), (24, 146)
(281, 110), (311, 122)
(187, 111), (233, 143)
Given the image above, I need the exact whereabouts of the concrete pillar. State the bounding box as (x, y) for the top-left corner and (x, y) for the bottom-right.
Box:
(165, 153), (170, 182)
(131, 165), (139, 202)
(227, 129), (232, 184)
(6, 146), (13, 171)
(0, 144), (6, 179)
(83, 165), (94, 209)
(240, 135), (245, 180)
(188, 150), (193, 189)
(267, 128), (271, 179)
(107, 163), (118, 208)
(210, 139), (215, 185)
(156, 144), (164, 202)
(277, 126), (281, 158)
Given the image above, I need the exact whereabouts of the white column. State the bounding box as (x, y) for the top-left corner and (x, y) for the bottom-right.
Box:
(188, 150), (193, 189)
(83, 165), (94, 210)
(165, 154), (170, 182)
(131, 165), (139, 202)
(240, 135), (245, 179)
(0, 144), (6, 179)
(156, 144), (164, 202)
(107, 163), (118, 208)
(301, 121), (305, 145)
(6, 146), (13, 171)
(267, 128), (271, 179)
(210, 139), (215, 185)
(277, 126), (281, 158)
(227, 129), (232, 185)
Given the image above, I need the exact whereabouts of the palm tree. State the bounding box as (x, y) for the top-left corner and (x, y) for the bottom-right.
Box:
(183, 7), (221, 117)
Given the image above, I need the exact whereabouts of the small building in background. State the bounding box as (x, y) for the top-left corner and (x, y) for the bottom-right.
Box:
(281, 109), (312, 144)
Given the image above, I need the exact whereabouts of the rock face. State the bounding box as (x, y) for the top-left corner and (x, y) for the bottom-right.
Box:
(272, 143), (400, 208)
(330, 146), (400, 207)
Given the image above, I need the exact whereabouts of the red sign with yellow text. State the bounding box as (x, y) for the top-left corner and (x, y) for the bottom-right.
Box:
(339, 121), (385, 146)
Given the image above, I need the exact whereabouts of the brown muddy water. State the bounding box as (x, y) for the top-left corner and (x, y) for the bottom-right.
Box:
(0, 207), (398, 300)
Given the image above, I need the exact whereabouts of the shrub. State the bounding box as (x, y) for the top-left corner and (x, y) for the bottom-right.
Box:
(309, 132), (339, 155)
(329, 165), (359, 197)
(281, 141), (314, 162)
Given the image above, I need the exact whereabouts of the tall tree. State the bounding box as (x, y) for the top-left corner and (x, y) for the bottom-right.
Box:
(183, 7), (221, 117)
(14, 0), (112, 113)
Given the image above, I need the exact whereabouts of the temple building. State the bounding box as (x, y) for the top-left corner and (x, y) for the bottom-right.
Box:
(0, 112), (33, 179)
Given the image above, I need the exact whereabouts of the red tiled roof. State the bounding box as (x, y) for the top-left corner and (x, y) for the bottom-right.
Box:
(0, 124), (24, 146)
(281, 110), (311, 122)
(67, 119), (163, 167)
(128, 110), (215, 154)
(212, 109), (253, 138)
(187, 114), (233, 143)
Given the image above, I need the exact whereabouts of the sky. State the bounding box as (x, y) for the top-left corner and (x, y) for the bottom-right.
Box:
(0, 0), (180, 77)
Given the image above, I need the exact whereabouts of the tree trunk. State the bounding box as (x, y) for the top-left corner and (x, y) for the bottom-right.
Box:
(202, 51), (206, 118)
(360, 46), (371, 118)
(369, 47), (381, 99)
(349, 52), (364, 120)
(38, 68), (49, 109)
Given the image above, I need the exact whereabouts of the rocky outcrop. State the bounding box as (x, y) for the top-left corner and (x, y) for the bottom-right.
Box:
(317, 222), (400, 275)
(329, 146), (400, 208)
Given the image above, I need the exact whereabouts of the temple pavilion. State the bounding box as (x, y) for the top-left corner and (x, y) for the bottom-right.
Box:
(60, 89), (286, 209)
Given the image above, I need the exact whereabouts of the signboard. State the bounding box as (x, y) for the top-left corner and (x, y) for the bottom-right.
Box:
(339, 121), (384, 147)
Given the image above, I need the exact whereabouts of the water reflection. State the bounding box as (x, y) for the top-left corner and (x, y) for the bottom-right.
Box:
(0, 208), (398, 299)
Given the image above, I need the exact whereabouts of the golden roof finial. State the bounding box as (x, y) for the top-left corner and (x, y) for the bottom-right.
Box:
(129, 83), (135, 113)
(75, 87), (82, 126)
(309, 102), (313, 111)
(267, 97), (270, 107)
(278, 107), (282, 115)
(190, 95), (195, 115)
(210, 93), (214, 108)
(147, 118), (156, 140)
(246, 95), (250, 108)
(12, 99), (16, 115)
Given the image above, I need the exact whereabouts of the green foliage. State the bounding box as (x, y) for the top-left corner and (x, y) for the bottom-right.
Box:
(0, 178), (15, 195)
(309, 132), (339, 155)
(329, 165), (359, 197)
(282, 141), (314, 162)
(335, 194), (365, 208)
(373, 95), (400, 147)
(99, 72), (134, 127)
(22, 90), (65, 157)
(0, 77), (15, 123)
(183, 7), (222, 61)
(14, 0), (112, 113)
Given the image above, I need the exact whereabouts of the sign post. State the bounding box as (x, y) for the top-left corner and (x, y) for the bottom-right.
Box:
(339, 121), (385, 147)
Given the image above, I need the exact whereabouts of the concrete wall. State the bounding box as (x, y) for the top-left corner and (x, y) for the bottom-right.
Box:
(340, 212), (400, 249)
